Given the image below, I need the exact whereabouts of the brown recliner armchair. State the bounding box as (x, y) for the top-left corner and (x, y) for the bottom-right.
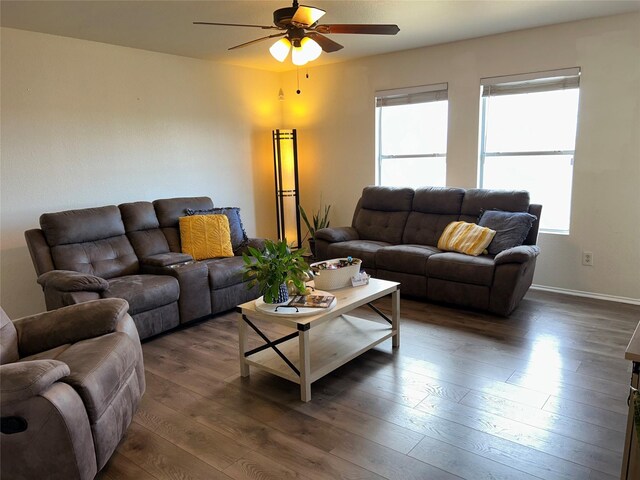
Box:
(0, 299), (145, 480)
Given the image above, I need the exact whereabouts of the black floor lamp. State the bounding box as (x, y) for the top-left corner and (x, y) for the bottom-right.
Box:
(272, 129), (301, 249)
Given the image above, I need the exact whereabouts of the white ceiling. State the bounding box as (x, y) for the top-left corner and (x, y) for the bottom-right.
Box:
(2, 0), (639, 72)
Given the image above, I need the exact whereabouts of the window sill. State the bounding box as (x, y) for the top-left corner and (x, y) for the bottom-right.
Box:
(539, 229), (569, 236)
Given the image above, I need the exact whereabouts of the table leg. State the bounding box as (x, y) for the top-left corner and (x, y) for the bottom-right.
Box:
(299, 329), (311, 402)
(238, 315), (250, 377)
(392, 288), (400, 348)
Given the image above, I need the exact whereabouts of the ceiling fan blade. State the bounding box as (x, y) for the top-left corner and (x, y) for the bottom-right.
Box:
(193, 21), (279, 30)
(306, 32), (343, 53)
(291, 5), (326, 27)
(314, 24), (400, 35)
(228, 33), (286, 51)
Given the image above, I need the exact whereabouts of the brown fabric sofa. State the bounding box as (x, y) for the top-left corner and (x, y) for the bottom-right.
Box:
(315, 186), (542, 315)
(0, 298), (144, 480)
(24, 196), (262, 339)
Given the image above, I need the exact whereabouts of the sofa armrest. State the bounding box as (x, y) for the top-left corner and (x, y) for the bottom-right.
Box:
(315, 227), (359, 243)
(140, 252), (193, 267)
(140, 261), (211, 323)
(0, 360), (70, 406)
(14, 299), (130, 357)
(494, 245), (540, 265)
(37, 270), (108, 293)
(65, 291), (102, 304)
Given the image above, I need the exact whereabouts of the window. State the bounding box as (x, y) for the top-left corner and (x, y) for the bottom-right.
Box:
(479, 68), (580, 233)
(376, 84), (448, 188)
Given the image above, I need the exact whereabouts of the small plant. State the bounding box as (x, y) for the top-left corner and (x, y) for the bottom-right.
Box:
(242, 239), (309, 303)
(300, 203), (331, 242)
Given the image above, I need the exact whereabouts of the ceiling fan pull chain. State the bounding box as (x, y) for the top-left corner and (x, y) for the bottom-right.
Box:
(297, 67), (301, 94)
(306, 68), (309, 79)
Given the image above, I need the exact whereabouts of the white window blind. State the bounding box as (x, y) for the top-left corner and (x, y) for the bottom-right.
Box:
(376, 83), (448, 107)
(481, 68), (580, 97)
(479, 67), (581, 233)
(375, 83), (449, 188)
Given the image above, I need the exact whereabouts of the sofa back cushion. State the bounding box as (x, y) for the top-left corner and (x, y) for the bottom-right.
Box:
(459, 189), (530, 223)
(153, 197), (214, 252)
(353, 187), (414, 244)
(40, 206), (138, 279)
(403, 187), (465, 245)
(185, 207), (249, 254)
(119, 201), (170, 258)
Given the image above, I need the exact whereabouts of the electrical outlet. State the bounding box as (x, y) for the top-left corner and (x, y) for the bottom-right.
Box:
(582, 251), (594, 266)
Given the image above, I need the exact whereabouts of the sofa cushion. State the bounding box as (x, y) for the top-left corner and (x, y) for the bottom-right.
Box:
(41, 205), (140, 279)
(104, 275), (179, 314)
(186, 207), (248, 253)
(40, 205), (124, 246)
(325, 240), (390, 270)
(478, 210), (537, 255)
(427, 252), (496, 286)
(153, 197), (214, 252)
(179, 215), (234, 260)
(120, 201), (171, 258)
(437, 222), (496, 257)
(412, 187), (465, 214)
(376, 245), (441, 275)
(51, 236), (139, 279)
(403, 212), (460, 246)
(354, 210), (411, 244)
(459, 189), (530, 223)
(360, 186), (415, 211)
(119, 202), (159, 232)
(55, 332), (138, 422)
(204, 256), (246, 289)
(153, 197), (214, 228)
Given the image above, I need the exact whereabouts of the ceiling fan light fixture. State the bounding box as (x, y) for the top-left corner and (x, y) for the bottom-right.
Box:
(300, 37), (322, 62)
(291, 43), (308, 66)
(269, 37), (292, 62)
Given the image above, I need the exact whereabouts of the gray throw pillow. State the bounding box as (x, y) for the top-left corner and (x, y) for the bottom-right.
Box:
(185, 207), (248, 253)
(478, 210), (537, 255)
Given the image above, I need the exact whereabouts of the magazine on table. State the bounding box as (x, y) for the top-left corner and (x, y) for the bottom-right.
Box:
(288, 294), (336, 308)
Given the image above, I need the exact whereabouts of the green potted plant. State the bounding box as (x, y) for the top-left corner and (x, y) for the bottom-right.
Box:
(300, 203), (331, 258)
(242, 239), (309, 304)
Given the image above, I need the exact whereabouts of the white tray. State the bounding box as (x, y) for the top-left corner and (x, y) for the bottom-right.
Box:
(254, 290), (337, 317)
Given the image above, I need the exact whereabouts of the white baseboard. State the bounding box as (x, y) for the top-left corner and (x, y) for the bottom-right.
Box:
(530, 284), (640, 306)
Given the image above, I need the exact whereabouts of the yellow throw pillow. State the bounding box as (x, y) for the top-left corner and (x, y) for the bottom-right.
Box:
(179, 214), (234, 260)
(437, 221), (496, 256)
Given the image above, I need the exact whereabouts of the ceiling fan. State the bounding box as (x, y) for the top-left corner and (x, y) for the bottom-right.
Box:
(194, 1), (400, 66)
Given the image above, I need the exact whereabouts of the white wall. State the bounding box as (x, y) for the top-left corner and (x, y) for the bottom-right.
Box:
(282, 13), (640, 302)
(1, 28), (280, 317)
(2, 14), (639, 318)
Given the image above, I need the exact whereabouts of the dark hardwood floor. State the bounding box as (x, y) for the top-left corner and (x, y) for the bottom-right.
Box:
(98, 290), (640, 480)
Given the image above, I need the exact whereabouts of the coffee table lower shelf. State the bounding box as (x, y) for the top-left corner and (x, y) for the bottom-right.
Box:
(244, 314), (395, 385)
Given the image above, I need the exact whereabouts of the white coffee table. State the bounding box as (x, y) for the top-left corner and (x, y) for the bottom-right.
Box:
(236, 278), (400, 402)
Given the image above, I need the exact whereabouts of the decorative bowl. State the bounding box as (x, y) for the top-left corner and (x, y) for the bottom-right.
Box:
(310, 258), (362, 290)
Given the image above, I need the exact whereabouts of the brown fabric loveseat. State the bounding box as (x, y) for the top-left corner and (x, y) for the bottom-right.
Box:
(315, 186), (542, 315)
(0, 298), (144, 480)
(24, 197), (262, 339)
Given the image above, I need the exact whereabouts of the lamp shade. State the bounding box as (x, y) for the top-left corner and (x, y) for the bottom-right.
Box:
(291, 37), (323, 66)
(273, 129), (301, 248)
(300, 37), (322, 62)
(291, 44), (308, 66)
(269, 37), (291, 62)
